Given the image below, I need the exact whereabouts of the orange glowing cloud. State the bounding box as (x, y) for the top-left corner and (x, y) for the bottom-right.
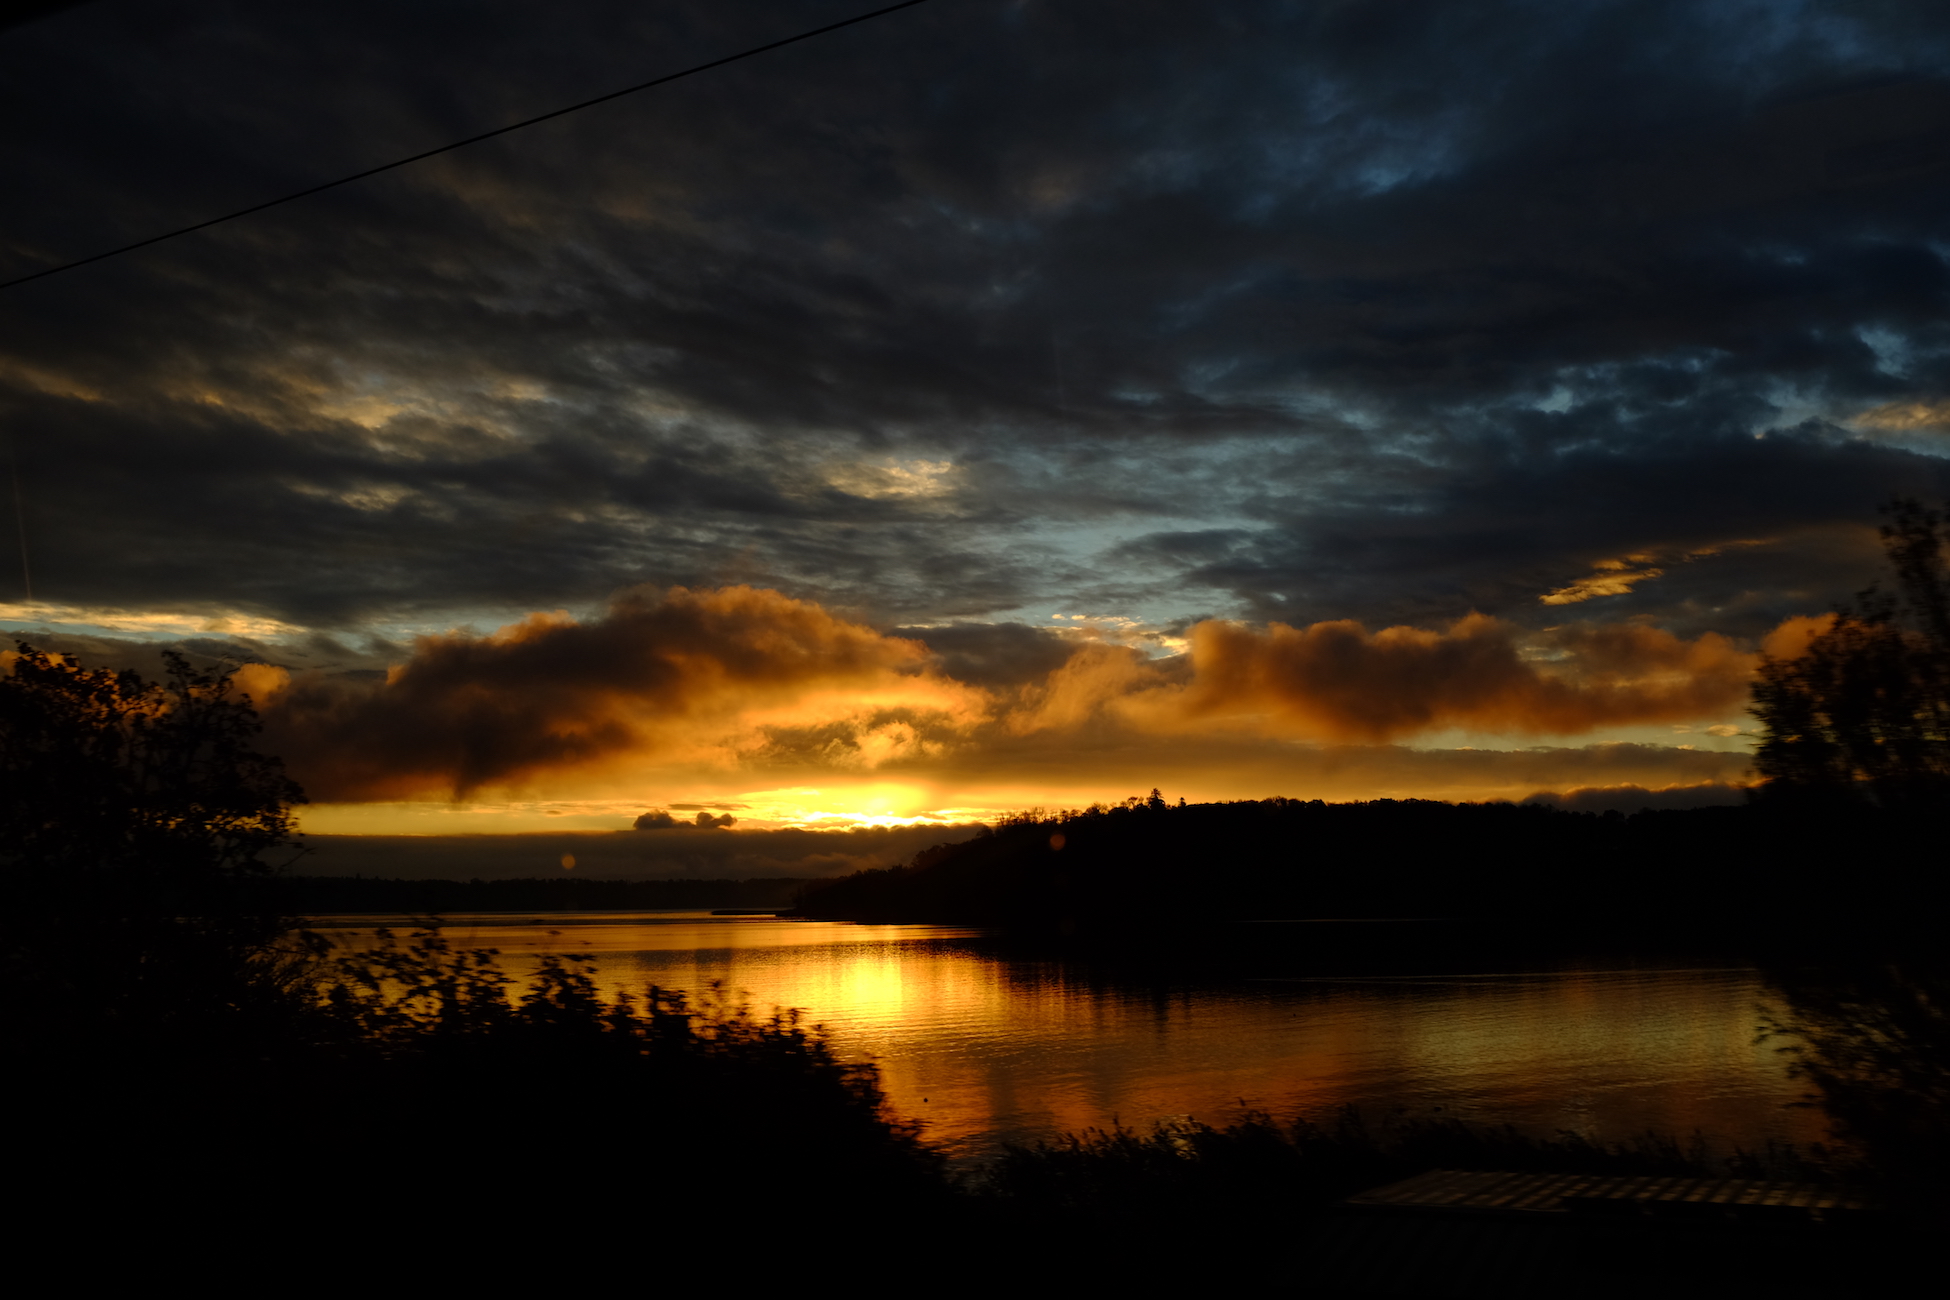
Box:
(1018, 612), (1758, 742)
(1758, 612), (1838, 662)
(252, 587), (1809, 809)
(261, 585), (984, 800)
(1007, 641), (1167, 734)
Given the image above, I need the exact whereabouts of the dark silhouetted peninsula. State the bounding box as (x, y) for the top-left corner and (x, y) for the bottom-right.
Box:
(796, 793), (1945, 952)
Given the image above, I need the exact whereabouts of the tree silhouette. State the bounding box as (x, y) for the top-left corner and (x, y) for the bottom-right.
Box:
(1751, 499), (1950, 808)
(1, 644), (310, 1048)
(1748, 504), (1950, 1211)
(1, 643), (303, 892)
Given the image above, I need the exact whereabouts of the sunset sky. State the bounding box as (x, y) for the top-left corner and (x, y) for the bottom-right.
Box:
(4, 1), (1948, 841)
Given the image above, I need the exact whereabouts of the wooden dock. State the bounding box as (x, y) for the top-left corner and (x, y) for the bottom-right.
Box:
(1345, 1167), (1871, 1222)
(1294, 1169), (1885, 1297)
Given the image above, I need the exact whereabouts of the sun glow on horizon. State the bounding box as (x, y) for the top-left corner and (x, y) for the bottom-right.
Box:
(295, 784), (1012, 836)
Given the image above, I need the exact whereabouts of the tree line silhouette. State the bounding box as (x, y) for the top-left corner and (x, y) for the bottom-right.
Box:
(794, 793), (1941, 950)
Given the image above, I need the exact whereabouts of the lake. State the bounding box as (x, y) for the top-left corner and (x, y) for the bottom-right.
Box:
(311, 911), (1825, 1167)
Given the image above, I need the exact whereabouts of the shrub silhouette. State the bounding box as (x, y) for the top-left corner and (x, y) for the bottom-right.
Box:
(215, 926), (952, 1232)
(322, 923), (934, 1157)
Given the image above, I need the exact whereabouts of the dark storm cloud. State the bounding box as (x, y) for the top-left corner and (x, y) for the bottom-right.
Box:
(1132, 419), (1950, 636)
(1, 0), (1947, 635)
(888, 621), (1077, 688)
(254, 584), (949, 800)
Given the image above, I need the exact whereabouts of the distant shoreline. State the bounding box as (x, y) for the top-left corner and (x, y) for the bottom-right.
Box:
(280, 873), (816, 914)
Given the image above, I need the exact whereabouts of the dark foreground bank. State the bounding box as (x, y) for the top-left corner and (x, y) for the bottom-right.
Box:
(13, 899), (1938, 1278)
(19, 925), (1935, 1293)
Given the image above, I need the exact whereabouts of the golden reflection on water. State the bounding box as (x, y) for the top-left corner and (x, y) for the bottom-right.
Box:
(317, 913), (1824, 1165)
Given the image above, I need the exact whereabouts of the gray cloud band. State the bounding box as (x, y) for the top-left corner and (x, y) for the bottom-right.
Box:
(1, 1), (1946, 641)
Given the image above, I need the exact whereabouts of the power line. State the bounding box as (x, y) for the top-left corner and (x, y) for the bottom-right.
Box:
(0, 0), (932, 293)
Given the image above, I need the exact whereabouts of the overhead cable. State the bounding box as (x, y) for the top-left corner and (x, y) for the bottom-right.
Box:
(0, 0), (932, 292)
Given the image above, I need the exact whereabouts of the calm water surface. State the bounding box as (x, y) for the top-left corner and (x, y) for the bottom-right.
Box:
(316, 912), (1822, 1166)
